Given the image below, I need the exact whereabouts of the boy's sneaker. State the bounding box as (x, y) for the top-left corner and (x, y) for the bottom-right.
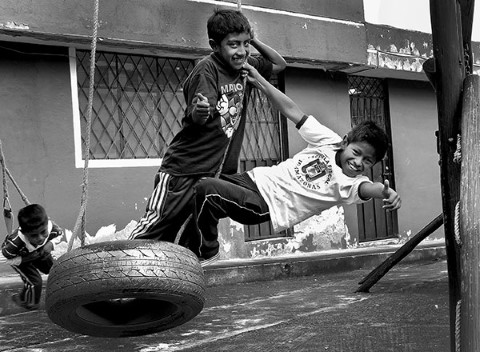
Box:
(11, 294), (39, 311)
(199, 252), (220, 268)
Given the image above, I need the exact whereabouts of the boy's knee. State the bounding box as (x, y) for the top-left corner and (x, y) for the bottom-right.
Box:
(195, 177), (215, 196)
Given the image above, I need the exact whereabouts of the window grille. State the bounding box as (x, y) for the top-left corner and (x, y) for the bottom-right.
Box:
(76, 50), (194, 162)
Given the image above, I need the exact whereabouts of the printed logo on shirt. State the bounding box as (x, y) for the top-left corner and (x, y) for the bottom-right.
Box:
(216, 82), (244, 138)
(294, 153), (333, 188)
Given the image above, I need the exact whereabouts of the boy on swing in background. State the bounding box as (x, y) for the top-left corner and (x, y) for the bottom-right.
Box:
(2, 204), (63, 310)
(129, 8), (286, 265)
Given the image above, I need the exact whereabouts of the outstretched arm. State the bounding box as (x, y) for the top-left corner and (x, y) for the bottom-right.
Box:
(250, 32), (286, 73)
(243, 62), (303, 124)
(359, 180), (401, 211)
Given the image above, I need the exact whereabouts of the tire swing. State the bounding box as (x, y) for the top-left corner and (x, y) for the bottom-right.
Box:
(46, 240), (206, 338)
(45, 0), (205, 337)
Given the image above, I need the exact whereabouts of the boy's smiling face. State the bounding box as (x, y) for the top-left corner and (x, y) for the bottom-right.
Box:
(337, 140), (377, 177)
(23, 222), (49, 247)
(211, 32), (251, 71)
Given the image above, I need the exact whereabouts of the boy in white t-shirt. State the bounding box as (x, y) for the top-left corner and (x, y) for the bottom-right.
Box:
(187, 63), (401, 265)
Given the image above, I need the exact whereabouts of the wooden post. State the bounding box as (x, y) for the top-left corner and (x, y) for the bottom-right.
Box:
(428, 1), (467, 350)
(459, 0), (474, 73)
(459, 74), (480, 351)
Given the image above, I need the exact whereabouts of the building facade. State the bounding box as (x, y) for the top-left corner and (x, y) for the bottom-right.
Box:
(1, 0), (479, 260)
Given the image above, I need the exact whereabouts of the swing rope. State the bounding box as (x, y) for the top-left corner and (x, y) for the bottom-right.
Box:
(0, 140), (31, 207)
(215, 0), (246, 177)
(67, 0), (99, 251)
(0, 139), (31, 235)
(0, 139), (36, 305)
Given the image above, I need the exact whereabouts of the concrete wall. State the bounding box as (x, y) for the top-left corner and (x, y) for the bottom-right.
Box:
(0, 44), (157, 237)
(388, 79), (444, 239)
(0, 0), (367, 67)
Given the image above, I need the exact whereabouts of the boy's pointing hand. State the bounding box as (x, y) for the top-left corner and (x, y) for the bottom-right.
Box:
(192, 93), (211, 125)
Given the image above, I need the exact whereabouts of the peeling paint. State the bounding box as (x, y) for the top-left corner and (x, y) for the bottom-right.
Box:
(367, 44), (427, 72)
(213, 206), (353, 260)
(51, 220), (137, 258)
(0, 21), (29, 30)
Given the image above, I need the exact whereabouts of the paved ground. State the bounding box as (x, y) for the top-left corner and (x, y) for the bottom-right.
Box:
(0, 256), (451, 352)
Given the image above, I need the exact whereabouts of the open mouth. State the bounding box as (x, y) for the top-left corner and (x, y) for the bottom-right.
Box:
(348, 162), (361, 173)
(232, 57), (245, 65)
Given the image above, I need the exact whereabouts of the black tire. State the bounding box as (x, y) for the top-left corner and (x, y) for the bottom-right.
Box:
(45, 240), (206, 337)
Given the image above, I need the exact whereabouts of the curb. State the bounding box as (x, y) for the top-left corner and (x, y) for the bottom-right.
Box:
(0, 242), (446, 317)
(204, 243), (446, 287)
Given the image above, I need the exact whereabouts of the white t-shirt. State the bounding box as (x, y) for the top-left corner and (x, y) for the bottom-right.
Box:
(248, 116), (371, 233)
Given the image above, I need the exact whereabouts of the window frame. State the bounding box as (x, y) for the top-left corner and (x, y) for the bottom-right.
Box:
(70, 47), (190, 168)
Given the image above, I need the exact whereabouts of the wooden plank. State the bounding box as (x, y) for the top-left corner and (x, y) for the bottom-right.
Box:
(356, 214), (443, 292)
(458, 0), (475, 72)
(459, 74), (480, 351)
(427, 1), (469, 350)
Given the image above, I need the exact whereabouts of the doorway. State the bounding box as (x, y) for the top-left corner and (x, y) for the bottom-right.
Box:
(348, 75), (398, 241)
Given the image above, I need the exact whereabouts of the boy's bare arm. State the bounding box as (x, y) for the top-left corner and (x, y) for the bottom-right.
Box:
(243, 63), (303, 124)
(250, 34), (286, 73)
(359, 180), (401, 211)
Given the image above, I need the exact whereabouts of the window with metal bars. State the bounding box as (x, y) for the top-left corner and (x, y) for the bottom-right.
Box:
(74, 49), (194, 166)
(73, 48), (287, 239)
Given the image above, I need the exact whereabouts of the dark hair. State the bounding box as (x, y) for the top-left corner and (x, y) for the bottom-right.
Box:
(18, 204), (48, 232)
(207, 8), (251, 44)
(347, 121), (389, 162)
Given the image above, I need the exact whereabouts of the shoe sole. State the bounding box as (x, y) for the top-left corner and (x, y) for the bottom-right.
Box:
(200, 253), (220, 267)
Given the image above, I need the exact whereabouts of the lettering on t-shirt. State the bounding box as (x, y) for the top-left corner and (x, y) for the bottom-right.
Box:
(220, 83), (244, 95)
(294, 153), (333, 189)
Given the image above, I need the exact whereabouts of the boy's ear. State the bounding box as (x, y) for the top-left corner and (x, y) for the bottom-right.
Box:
(209, 39), (219, 52)
(340, 135), (349, 149)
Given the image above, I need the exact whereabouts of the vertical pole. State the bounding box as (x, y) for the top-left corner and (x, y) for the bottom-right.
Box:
(428, 1), (465, 350)
(459, 74), (480, 351)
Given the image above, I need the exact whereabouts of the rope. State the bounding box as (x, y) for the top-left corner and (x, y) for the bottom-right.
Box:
(453, 134), (462, 163)
(454, 201), (461, 246)
(67, 0), (99, 251)
(214, 0), (247, 177)
(455, 299), (461, 352)
(216, 0), (247, 177)
(0, 140), (9, 204)
(0, 140), (31, 206)
(1, 139), (13, 235)
(0, 138), (31, 235)
(214, 76), (247, 178)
